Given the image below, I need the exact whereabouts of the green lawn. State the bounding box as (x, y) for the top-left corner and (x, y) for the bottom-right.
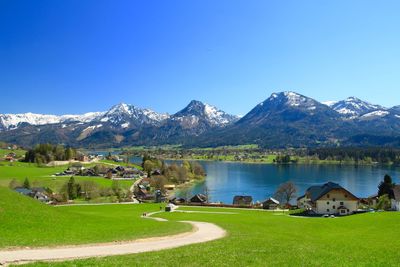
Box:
(0, 187), (190, 249)
(0, 148), (26, 158)
(98, 159), (143, 170)
(25, 206), (400, 267)
(0, 162), (133, 191)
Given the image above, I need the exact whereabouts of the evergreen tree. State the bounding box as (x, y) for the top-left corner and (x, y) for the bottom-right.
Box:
(378, 174), (394, 197)
(23, 177), (31, 189)
(66, 176), (80, 200)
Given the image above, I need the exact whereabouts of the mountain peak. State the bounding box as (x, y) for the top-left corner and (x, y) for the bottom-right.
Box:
(329, 97), (385, 117)
(264, 91), (315, 108)
(173, 100), (238, 127)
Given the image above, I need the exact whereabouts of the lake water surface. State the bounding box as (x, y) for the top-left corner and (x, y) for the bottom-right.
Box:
(127, 156), (400, 204)
(169, 161), (400, 204)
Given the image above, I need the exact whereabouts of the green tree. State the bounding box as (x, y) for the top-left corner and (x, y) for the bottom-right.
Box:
(66, 177), (80, 200)
(23, 177), (31, 189)
(378, 174), (394, 197)
(376, 194), (391, 210)
(8, 178), (21, 189)
(143, 160), (155, 176)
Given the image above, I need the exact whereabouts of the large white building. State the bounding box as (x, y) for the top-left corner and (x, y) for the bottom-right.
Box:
(297, 182), (359, 215)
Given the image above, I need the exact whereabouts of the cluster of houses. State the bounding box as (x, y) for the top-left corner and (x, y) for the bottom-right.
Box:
(167, 181), (400, 216)
(55, 165), (146, 180)
(3, 152), (18, 162)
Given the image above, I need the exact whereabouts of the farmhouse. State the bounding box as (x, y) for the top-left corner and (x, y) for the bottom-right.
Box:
(190, 194), (207, 203)
(297, 182), (359, 215)
(390, 185), (400, 211)
(233, 195), (253, 206)
(262, 198), (280, 210)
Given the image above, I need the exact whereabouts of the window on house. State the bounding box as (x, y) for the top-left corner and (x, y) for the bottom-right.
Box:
(333, 206), (336, 209)
(340, 202), (344, 205)
(341, 210), (346, 214)
(333, 198), (336, 202)
(345, 194), (348, 198)
(327, 194), (330, 198)
(327, 201), (330, 205)
(327, 209), (330, 212)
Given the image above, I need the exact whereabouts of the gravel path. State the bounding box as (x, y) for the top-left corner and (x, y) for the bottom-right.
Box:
(0, 213), (226, 266)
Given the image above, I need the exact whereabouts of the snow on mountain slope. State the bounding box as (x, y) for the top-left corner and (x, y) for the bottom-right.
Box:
(0, 112), (105, 130)
(324, 97), (385, 118)
(172, 100), (239, 127)
(99, 103), (170, 126)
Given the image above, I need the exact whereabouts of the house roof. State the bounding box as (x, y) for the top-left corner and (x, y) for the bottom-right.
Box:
(305, 182), (358, 202)
(391, 185), (400, 201)
(190, 194), (207, 203)
(263, 197), (279, 204)
(233, 195), (253, 204)
(14, 188), (33, 195)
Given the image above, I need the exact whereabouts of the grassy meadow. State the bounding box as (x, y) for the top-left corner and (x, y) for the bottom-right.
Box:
(0, 187), (190, 249)
(0, 161), (134, 192)
(21, 206), (400, 267)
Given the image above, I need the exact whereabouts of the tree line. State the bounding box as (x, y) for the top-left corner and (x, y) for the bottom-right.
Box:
(24, 144), (77, 164)
(305, 147), (400, 165)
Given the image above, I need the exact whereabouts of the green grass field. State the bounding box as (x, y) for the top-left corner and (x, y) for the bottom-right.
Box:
(0, 187), (190, 249)
(0, 162), (133, 192)
(22, 206), (400, 267)
(0, 148), (26, 158)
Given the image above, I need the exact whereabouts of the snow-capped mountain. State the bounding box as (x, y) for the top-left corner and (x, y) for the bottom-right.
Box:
(171, 100), (239, 127)
(323, 97), (385, 118)
(2, 92), (400, 148)
(98, 103), (169, 127)
(0, 112), (105, 131)
(238, 91), (339, 125)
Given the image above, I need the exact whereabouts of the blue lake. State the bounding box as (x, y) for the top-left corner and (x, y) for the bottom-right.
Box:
(172, 161), (400, 204)
(128, 156), (400, 204)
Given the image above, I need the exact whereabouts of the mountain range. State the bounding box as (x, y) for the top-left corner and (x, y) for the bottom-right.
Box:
(1, 91), (400, 148)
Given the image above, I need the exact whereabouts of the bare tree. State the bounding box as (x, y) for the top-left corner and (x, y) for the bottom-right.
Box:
(274, 181), (297, 204)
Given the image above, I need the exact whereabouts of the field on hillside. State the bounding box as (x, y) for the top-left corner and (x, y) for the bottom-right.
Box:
(0, 162), (133, 191)
(25, 206), (400, 267)
(0, 148), (26, 158)
(0, 187), (190, 249)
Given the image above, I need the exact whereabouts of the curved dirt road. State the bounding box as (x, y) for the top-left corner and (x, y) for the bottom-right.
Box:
(0, 220), (226, 266)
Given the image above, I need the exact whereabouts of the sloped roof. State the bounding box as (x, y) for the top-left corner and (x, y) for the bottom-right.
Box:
(233, 195), (253, 205)
(190, 194), (207, 203)
(305, 182), (358, 202)
(263, 197), (279, 204)
(392, 185), (400, 201)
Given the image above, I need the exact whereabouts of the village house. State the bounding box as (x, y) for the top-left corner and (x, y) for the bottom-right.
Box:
(262, 197), (280, 210)
(14, 187), (50, 203)
(233, 195), (253, 206)
(5, 152), (17, 162)
(190, 194), (207, 204)
(390, 185), (400, 211)
(297, 182), (359, 215)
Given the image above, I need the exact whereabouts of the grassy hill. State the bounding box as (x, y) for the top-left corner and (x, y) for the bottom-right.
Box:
(0, 162), (133, 193)
(0, 187), (190, 249)
(27, 206), (400, 267)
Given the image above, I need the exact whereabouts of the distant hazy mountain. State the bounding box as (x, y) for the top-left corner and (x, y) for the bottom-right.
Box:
(1, 91), (400, 148)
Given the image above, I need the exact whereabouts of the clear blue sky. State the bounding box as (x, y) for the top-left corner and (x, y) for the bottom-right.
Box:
(1, 0), (400, 115)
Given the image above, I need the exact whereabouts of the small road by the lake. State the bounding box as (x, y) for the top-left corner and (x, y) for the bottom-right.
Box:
(0, 211), (226, 266)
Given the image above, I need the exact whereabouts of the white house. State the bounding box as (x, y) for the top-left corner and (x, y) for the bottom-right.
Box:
(297, 182), (359, 215)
